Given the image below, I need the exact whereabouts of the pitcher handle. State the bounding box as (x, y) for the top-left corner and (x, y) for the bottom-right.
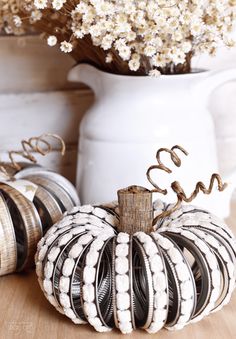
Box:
(223, 169), (236, 218)
(194, 68), (236, 105)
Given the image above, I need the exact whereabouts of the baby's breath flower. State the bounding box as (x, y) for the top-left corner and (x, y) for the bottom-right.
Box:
(34, 0), (48, 10)
(1, 0), (236, 74)
(60, 40), (73, 53)
(149, 69), (161, 77)
(47, 35), (57, 47)
(105, 53), (113, 63)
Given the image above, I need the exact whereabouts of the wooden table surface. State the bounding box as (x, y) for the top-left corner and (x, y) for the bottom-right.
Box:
(0, 208), (236, 339)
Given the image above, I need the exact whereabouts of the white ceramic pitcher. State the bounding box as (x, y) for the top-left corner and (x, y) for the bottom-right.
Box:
(69, 64), (236, 218)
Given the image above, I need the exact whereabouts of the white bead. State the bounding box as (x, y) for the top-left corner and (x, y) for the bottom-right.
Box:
(116, 274), (129, 292)
(211, 288), (220, 302)
(90, 229), (102, 237)
(37, 237), (45, 249)
(44, 261), (54, 279)
(91, 238), (105, 251)
(227, 262), (235, 277)
(71, 227), (85, 235)
(89, 317), (102, 327)
(99, 231), (114, 241)
(173, 321), (186, 329)
(93, 207), (107, 219)
(62, 258), (75, 277)
(86, 250), (99, 267)
(83, 266), (96, 284)
(43, 279), (53, 295)
(117, 293), (130, 310)
(154, 292), (167, 309)
(74, 217), (90, 225)
(153, 199), (165, 212)
(195, 240), (210, 254)
(135, 232), (150, 244)
(116, 243), (129, 257)
(45, 234), (57, 246)
(206, 252), (218, 270)
(153, 309), (167, 323)
(181, 280), (194, 300)
(94, 325), (111, 333)
(105, 214), (117, 225)
(147, 321), (164, 333)
(181, 299), (194, 314)
(59, 276), (70, 293)
(153, 272), (166, 292)
(150, 254), (163, 273)
(117, 310), (131, 323)
(58, 233), (73, 246)
(59, 293), (70, 308)
(205, 235), (219, 248)
(83, 284), (95, 302)
(79, 205), (94, 213)
(64, 308), (76, 319)
(88, 217), (104, 228)
(72, 318), (86, 325)
(181, 230), (196, 241)
(175, 263), (190, 282)
(79, 234), (93, 245)
(212, 270), (221, 287)
(68, 243), (83, 259)
(70, 206), (80, 214)
(168, 247), (184, 264)
(48, 247), (60, 262)
(36, 262), (43, 278)
(117, 233), (129, 244)
(48, 295), (59, 308)
(38, 245), (48, 261)
(119, 322), (133, 334)
(157, 236), (173, 250)
(218, 246), (230, 262)
(143, 241), (158, 257)
(115, 257), (129, 275)
(84, 302), (97, 318)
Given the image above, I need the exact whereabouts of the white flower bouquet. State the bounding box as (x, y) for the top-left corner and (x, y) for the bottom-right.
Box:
(1, 0), (236, 74)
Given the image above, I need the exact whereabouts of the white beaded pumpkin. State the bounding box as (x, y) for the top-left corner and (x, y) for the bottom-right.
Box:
(35, 146), (236, 334)
(35, 200), (236, 334)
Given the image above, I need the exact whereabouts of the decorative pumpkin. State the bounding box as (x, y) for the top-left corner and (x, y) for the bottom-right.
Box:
(0, 134), (80, 276)
(35, 146), (236, 334)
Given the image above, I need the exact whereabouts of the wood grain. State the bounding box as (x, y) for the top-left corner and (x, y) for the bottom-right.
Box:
(0, 35), (80, 93)
(0, 264), (235, 339)
(0, 89), (93, 150)
(0, 89), (94, 183)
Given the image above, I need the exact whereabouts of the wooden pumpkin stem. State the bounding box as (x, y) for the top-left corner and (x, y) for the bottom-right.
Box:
(117, 186), (153, 234)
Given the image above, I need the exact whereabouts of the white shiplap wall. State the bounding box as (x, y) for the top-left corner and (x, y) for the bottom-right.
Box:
(0, 35), (93, 183)
(0, 35), (236, 185)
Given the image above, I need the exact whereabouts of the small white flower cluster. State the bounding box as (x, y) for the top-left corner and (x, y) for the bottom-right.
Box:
(2, 0), (236, 73)
(31, 0), (236, 73)
(0, 0), (42, 34)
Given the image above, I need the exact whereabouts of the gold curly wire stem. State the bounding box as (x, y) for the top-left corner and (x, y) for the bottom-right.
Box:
(146, 145), (227, 225)
(152, 173), (227, 223)
(171, 173), (227, 203)
(0, 133), (66, 173)
(146, 145), (188, 195)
